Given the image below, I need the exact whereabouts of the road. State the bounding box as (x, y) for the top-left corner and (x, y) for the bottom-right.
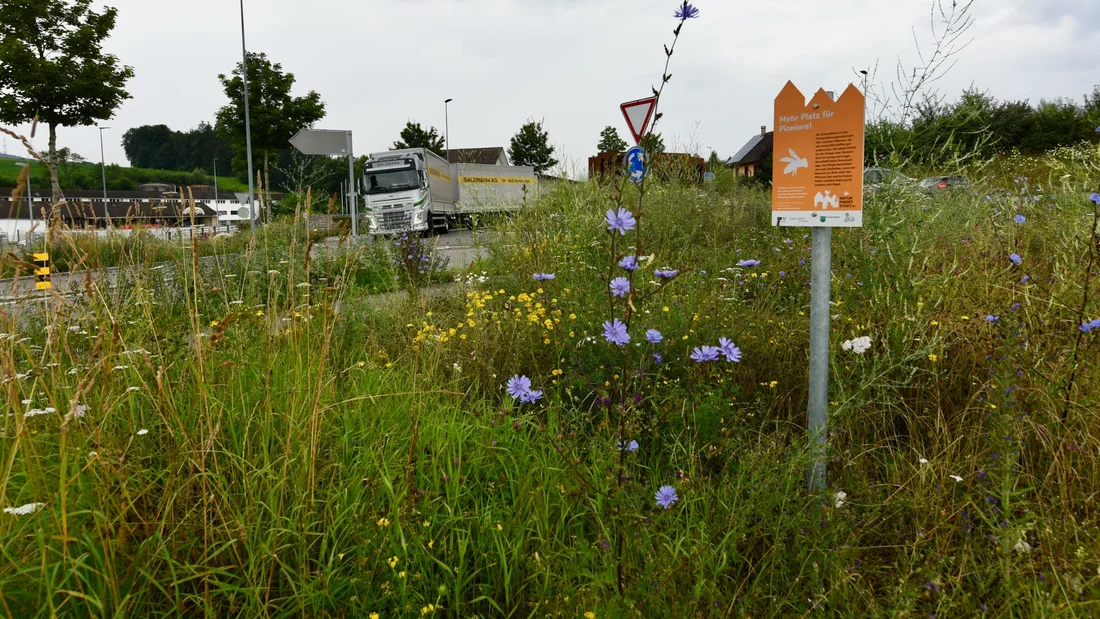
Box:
(1, 229), (494, 306)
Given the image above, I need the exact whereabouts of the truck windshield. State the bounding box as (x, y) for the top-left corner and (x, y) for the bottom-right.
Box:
(365, 168), (421, 195)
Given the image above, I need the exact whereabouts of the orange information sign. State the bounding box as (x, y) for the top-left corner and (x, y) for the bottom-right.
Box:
(771, 82), (865, 227)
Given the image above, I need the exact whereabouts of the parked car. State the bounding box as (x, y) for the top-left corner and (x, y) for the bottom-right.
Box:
(919, 175), (971, 196)
(864, 167), (915, 192)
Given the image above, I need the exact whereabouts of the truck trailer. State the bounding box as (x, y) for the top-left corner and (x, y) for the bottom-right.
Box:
(362, 148), (535, 235)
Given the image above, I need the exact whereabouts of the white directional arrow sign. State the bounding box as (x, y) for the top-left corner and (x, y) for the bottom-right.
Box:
(620, 97), (657, 145)
(289, 128), (359, 236)
(289, 128), (351, 156)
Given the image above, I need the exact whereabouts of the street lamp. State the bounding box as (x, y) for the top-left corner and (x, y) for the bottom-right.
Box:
(240, 0), (257, 226)
(213, 157), (219, 202)
(99, 125), (110, 223)
(444, 98), (453, 157)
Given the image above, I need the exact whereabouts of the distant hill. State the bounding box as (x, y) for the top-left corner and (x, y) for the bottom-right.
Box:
(0, 159), (249, 193)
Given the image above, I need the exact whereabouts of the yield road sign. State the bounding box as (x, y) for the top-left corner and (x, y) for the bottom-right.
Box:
(620, 97), (657, 145)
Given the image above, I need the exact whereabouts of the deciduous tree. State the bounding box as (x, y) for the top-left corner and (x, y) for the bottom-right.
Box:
(597, 126), (628, 153)
(392, 121), (444, 156)
(508, 119), (558, 174)
(0, 0), (134, 203)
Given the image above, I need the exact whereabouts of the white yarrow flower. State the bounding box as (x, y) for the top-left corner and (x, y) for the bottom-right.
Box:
(841, 336), (872, 355)
(949, 475), (963, 482)
(919, 458), (929, 464)
(834, 490), (847, 509)
(1013, 538), (1032, 553)
(112, 365), (129, 371)
(3, 502), (46, 516)
(24, 407), (56, 418)
(136, 429), (149, 436)
(127, 386), (140, 393)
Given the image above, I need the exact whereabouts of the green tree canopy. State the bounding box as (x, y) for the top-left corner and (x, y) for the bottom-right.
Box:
(122, 122), (233, 172)
(216, 51), (326, 188)
(392, 121), (444, 156)
(0, 0), (134, 202)
(508, 119), (558, 174)
(597, 126), (629, 153)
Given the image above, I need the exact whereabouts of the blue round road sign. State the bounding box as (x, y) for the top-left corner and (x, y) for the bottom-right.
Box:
(624, 146), (647, 184)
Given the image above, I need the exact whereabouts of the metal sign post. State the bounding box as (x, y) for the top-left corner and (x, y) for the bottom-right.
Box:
(771, 82), (866, 493)
(289, 128), (359, 237)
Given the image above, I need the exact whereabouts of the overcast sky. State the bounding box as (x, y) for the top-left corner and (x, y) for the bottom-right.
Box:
(3, 0), (1098, 177)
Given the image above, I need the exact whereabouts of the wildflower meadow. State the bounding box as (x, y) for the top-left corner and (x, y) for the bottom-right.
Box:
(3, 2), (1100, 617)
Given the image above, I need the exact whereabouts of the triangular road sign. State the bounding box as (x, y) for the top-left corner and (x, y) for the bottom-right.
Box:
(620, 97), (657, 145)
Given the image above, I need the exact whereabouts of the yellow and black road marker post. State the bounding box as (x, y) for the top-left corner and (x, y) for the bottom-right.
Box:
(33, 252), (52, 290)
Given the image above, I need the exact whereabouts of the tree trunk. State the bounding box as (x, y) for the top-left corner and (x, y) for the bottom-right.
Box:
(47, 124), (62, 205)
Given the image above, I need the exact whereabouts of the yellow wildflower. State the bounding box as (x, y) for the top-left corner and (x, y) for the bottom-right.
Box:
(377, 517), (391, 528)
(387, 556), (398, 568)
(928, 354), (938, 362)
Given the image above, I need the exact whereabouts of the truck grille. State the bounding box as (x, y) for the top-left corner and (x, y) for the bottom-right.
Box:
(381, 211), (409, 230)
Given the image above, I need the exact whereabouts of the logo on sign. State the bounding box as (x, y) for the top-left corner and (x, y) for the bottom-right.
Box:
(624, 146), (647, 184)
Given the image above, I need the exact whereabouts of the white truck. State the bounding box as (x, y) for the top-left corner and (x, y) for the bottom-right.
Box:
(361, 147), (536, 235)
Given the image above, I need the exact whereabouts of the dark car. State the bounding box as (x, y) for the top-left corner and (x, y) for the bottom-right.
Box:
(919, 175), (970, 195)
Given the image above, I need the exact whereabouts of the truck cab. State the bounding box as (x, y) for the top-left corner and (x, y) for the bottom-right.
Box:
(363, 148), (455, 235)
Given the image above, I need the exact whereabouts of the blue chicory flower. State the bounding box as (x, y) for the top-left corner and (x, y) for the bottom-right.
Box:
(533, 273), (556, 281)
(779, 271), (786, 277)
(655, 485), (680, 509)
(619, 439), (639, 452)
(520, 389), (544, 404)
(690, 346), (720, 362)
(1014, 214), (1025, 224)
(1009, 253), (1022, 265)
(673, 2), (699, 19)
(606, 207), (636, 235)
(506, 375), (532, 400)
(618, 255), (639, 271)
(646, 329), (663, 344)
(652, 353), (663, 363)
(654, 268), (678, 279)
(1079, 318), (1100, 333)
(737, 259), (761, 267)
(610, 277), (631, 297)
(603, 319), (630, 346)
(718, 337), (742, 363)
(1090, 193), (1100, 205)
(986, 315), (1000, 323)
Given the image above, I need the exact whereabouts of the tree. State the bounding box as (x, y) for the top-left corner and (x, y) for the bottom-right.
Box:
(216, 51), (326, 199)
(0, 0), (134, 203)
(640, 132), (665, 154)
(508, 119), (558, 174)
(596, 126), (628, 153)
(393, 121), (444, 156)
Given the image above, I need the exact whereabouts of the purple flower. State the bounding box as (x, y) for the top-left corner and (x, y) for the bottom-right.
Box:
(610, 277), (631, 297)
(506, 375), (532, 400)
(690, 346), (720, 362)
(655, 485), (679, 509)
(618, 255), (639, 271)
(1080, 318), (1100, 333)
(652, 353), (663, 363)
(603, 319), (630, 346)
(718, 337), (742, 363)
(1009, 253), (1022, 265)
(737, 259), (761, 267)
(619, 439), (639, 452)
(654, 268), (678, 279)
(1021, 275), (1031, 283)
(606, 207), (636, 235)
(520, 389), (544, 404)
(673, 2), (699, 19)
(985, 315), (1000, 323)
(1014, 214), (1025, 224)
(779, 271), (786, 277)
(645, 329), (663, 344)
(533, 273), (556, 281)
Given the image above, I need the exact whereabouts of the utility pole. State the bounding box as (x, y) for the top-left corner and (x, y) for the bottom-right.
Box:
(99, 126), (111, 225)
(240, 0), (257, 226)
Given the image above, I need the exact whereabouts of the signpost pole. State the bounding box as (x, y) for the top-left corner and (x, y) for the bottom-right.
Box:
(807, 226), (832, 492)
(346, 131), (358, 238)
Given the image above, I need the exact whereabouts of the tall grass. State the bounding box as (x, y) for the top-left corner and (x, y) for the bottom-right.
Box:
(1, 150), (1098, 617)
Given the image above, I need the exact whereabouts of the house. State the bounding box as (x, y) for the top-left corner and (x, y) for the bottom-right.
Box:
(0, 187), (218, 236)
(587, 152), (705, 181)
(444, 147), (509, 166)
(727, 126), (774, 177)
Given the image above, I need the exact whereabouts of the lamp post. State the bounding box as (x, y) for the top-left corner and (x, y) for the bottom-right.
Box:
(240, 0), (257, 226)
(444, 98), (453, 157)
(99, 125), (110, 223)
(213, 157), (219, 202)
